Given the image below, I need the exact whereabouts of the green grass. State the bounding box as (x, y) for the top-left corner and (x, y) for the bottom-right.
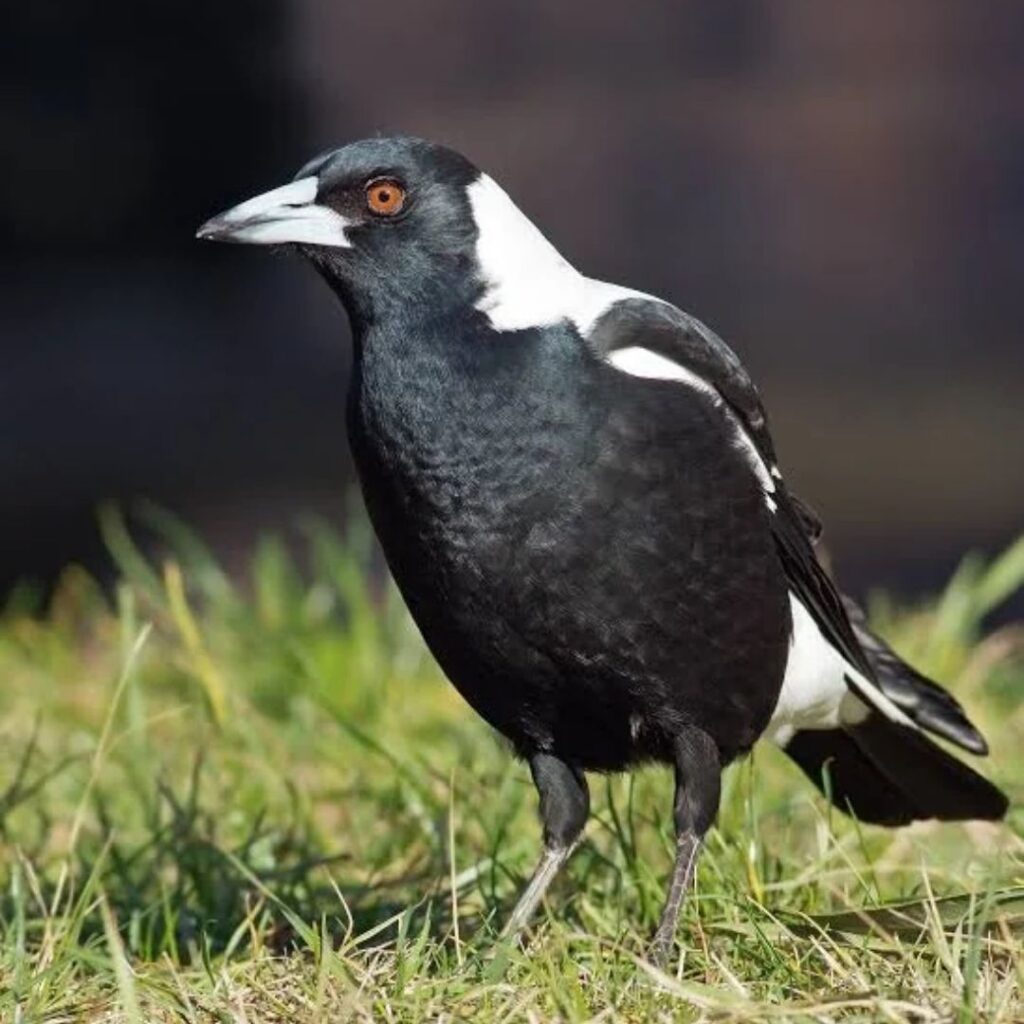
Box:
(1, 503), (1021, 1022)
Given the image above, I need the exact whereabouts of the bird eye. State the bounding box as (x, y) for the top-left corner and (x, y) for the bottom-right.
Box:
(365, 178), (406, 217)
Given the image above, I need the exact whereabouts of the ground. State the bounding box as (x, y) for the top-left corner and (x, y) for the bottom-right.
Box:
(1, 505), (1021, 1023)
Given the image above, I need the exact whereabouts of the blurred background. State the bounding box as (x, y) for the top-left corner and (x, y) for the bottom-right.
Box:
(3, 0), (1022, 605)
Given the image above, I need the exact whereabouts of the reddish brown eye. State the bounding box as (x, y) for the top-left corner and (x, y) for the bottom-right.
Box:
(365, 178), (406, 216)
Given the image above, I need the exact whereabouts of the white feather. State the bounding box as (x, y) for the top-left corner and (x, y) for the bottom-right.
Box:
(607, 346), (776, 494)
(766, 593), (918, 745)
(467, 174), (654, 334)
(766, 594), (861, 741)
(606, 346), (718, 397)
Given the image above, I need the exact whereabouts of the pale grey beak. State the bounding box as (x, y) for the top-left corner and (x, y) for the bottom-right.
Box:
(196, 176), (352, 247)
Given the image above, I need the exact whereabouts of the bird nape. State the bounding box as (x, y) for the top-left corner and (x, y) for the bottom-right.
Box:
(198, 135), (1008, 965)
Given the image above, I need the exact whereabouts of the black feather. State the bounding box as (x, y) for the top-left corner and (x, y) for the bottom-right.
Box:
(786, 715), (1008, 825)
(843, 596), (989, 755)
(770, 489), (874, 678)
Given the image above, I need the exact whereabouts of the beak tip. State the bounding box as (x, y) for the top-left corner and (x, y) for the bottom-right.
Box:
(195, 218), (225, 242)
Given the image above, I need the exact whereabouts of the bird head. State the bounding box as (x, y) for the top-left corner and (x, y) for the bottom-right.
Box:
(197, 136), (491, 321)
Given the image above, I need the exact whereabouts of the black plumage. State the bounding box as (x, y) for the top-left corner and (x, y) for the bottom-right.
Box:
(198, 136), (1008, 962)
(352, 318), (789, 769)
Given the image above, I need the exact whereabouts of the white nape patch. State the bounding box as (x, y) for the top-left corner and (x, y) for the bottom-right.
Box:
(467, 173), (656, 334)
(607, 346), (776, 495)
(467, 174), (579, 331)
(203, 176), (352, 247)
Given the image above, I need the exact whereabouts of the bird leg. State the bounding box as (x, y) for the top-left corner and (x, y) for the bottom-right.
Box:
(501, 752), (589, 942)
(649, 727), (721, 966)
(650, 830), (703, 964)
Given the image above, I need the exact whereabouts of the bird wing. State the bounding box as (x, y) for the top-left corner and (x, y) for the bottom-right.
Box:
(587, 292), (902, 712)
(587, 296), (781, 467)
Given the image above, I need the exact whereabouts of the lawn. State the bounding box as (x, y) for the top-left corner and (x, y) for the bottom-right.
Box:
(1, 504), (1021, 1023)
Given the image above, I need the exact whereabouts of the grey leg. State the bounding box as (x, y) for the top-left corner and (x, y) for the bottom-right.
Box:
(650, 831), (703, 964)
(649, 728), (721, 966)
(501, 752), (589, 941)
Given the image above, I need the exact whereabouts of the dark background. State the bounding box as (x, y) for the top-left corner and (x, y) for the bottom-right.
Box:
(3, 1), (1022, 602)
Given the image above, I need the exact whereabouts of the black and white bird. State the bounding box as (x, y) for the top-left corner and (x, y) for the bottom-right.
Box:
(198, 136), (1007, 961)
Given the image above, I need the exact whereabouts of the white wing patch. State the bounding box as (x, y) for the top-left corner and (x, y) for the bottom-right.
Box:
(606, 346), (718, 397)
(607, 346), (776, 495)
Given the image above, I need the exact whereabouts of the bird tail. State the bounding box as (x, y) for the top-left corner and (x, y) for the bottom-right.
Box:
(791, 491), (992, 757)
(782, 497), (1006, 823)
(842, 595), (989, 755)
(783, 714), (1008, 826)
(783, 597), (1007, 825)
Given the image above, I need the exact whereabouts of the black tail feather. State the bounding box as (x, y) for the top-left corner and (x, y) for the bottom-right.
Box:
(785, 715), (1008, 827)
(842, 596), (989, 756)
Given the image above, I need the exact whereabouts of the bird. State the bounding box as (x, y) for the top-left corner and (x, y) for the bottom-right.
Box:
(197, 135), (1008, 963)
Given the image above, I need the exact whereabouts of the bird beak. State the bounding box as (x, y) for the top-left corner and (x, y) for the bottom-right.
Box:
(195, 176), (352, 247)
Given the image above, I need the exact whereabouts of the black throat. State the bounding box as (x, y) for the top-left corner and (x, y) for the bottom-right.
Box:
(348, 311), (598, 509)
(344, 309), (601, 602)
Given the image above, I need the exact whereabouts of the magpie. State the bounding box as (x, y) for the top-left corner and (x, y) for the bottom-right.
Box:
(198, 136), (1008, 962)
